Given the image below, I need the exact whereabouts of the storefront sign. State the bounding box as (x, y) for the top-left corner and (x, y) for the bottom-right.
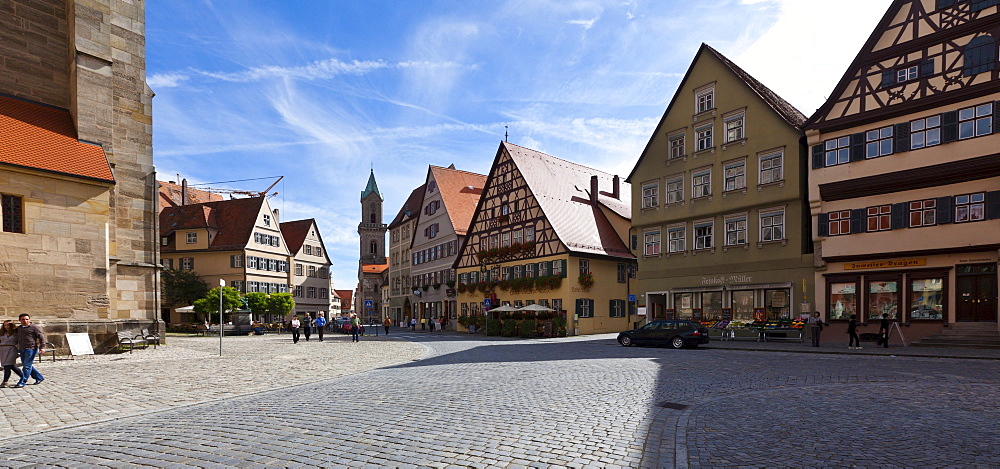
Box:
(721, 308), (732, 320)
(701, 274), (753, 285)
(844, 258), (926, 270)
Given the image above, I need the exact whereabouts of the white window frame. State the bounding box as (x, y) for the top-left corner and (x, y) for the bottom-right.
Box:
(666, 178), (683, 204)
(724, 113), (745, 143)
(910, 116), (941, 150)
(759, 151), (783, 185)
(186, 232), (197, 244)
(724, 216), (747, 246)
(958, 103), (993, 140)
(824, 136), (851, 167)
(644, 230), (661, 257)
(865, 126), (894, 159)
(642, 181), (659, 209)
(695, 124), (713, 151)
(696, 88), (714, 114)
(692, 170), (711, 199)
(694, 222), (714, 250)
(723, 160), (746, 191)
(896, 65), (918, 83)
(760, 210), (785, 242)
(263, 214), (271, 226)
(668, 133), (685, 159)
(668, 226), (686, 253)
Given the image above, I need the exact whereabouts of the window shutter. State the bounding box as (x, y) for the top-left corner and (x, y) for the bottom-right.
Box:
(575, 299), (583, 315)
(936, 0), (955, 9)
(893, 123), (910, 154)
(880, 70), (895, 88)
(610, 299), (616, 316)
(891, 202), (908, 230)
(850, 208), (865, 234)
(994, 101), (1000, 133)
(631, 235), (638, 250)
(919, 59), (934, 78)
(849, 133), (866, 162)
(986, 191), (1000, 220)
(588, 299), (595, 315)
(936, 196), (953, 224)
(941, 111), (959, 143)
(230, 255), (236, 268)
(817, 213), (829, 237)
(561, 259), (568, 278)
(811, 144), (825, 170)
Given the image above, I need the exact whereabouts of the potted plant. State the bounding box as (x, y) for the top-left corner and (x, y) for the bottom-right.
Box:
(578, 272), (595, 290)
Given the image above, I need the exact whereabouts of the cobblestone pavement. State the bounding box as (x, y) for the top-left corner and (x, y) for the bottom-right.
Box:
(0, 330), (998, 468)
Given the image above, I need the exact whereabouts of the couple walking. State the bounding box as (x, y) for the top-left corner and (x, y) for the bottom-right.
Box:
(1, 314), (45, 389)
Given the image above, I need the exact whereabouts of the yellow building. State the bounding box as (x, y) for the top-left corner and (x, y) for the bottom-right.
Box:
(455, 142), (636, 336)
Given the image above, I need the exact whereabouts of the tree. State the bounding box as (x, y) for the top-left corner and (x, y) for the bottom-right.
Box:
(162, 269), (209, 308)
(244, 292), (270, 320)
(193, 287), (243, 323)
(267, 292), (295, 320)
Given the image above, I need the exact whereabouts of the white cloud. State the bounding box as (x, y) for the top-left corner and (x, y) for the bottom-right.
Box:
(147, 73), (188, 88)
(567, 17), (598, 29)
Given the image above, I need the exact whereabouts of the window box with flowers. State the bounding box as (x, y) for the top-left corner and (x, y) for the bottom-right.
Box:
(578, 272), (595, 290)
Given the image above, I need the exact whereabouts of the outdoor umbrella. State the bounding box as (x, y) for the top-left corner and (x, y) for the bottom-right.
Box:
(486, 304), (520, 312)
(517, 304), (556, 312)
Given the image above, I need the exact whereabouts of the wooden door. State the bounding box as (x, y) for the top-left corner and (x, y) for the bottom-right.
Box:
(956, 264), (997, 322)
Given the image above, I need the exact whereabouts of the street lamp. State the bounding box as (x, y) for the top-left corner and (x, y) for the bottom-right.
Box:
(218, 278), (225, 356)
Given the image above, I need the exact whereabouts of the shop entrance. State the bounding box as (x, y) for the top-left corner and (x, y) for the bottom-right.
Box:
(956, 263), (997, 322)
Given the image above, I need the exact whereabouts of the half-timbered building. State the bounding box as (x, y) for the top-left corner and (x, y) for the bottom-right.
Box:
(805, 0), (1000, 341)
(455, 142), (636, 336)
(628, 44), (815, 325)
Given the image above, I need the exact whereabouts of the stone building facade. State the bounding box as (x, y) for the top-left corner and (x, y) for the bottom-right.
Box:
(0, 0), (159, 351)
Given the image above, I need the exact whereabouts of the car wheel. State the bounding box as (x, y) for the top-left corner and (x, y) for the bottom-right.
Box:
(670, 336), (685, 349)
(619, 335), (633, 347)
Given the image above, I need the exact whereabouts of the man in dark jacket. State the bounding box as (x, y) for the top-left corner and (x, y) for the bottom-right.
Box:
(878, 313), (891, 348)
(12, 313), (44, 388)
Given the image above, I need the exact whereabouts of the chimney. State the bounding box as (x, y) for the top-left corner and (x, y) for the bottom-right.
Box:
(181, 178), (188, 206)
(272, 209), (280, 224)
(612, 175), (621, 200)
(590, 176), (599, 205)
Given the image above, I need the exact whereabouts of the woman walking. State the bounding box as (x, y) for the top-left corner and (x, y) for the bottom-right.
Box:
(0, 320), (24, 387)
(847, 314), (862, 349)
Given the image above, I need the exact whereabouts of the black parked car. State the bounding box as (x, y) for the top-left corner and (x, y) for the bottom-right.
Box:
(618, 320), (710, 349)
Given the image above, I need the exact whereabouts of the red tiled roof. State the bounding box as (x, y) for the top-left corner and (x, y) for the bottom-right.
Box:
(388, 184), (426, 228)
(160, 197), (276, 252)
(335, 290), (353, 306)
(429, 166), (486, 236)
(0, 95), (114, 182)
(502, 142), (634, 259)
(279, 219), (314, 254)
(158, 181), (224, 213)
(361, 262), (389, 274)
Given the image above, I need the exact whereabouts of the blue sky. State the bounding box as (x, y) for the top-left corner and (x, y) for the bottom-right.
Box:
(147, 0), (891, 292)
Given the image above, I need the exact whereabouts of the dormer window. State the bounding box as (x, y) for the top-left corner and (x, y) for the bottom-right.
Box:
(186, 232), (197, 244)
(263, 214), (271, 226)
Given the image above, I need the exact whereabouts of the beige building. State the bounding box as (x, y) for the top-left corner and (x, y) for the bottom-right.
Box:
(628, 44), (815, 323)
(281, 219), (333, 318)
(411, 165), (486, 330)
(160, 197), (290, 324)
(455, 142), (635, 336)
(0, 0), (159, 350)
(805, 0), (1000, 340)
(387, 184), (425, 324)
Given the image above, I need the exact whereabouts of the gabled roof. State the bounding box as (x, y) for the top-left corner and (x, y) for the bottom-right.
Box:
(361, 169), (382, 201)
(158, 181), (224, 213)
(160, 196), (277, 252)
(388, 183), (426, 228)
(502, 142), (633, 259)
(0, 95), (114, 183)
(627, 44), (805, 182)
(428, 165), (486, 236)
(334, 289), (353, 306)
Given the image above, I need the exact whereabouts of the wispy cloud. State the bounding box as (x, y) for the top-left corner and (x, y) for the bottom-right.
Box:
(147, 73), (189, 88)
(567, 17), (598, 29)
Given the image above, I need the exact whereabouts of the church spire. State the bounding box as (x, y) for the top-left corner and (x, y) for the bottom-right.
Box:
(361, 169), (382, 201)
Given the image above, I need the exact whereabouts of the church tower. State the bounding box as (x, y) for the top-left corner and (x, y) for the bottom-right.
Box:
(357, 169), (388, 320)
(359, 169), (387, 265)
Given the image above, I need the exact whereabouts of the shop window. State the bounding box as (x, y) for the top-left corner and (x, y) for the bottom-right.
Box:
(954, 193), (985, 223)
(673, 293), (693, 319)
(909, 199), (937, 227)
(829, 281), (858, 321)
(829, 210), (851, 236)
(910, 116), (941, 149)
(865, 126), (894, 158)
(867, 205), (892, 232)
(764, 289), (790, 319)
(867, 279), (900, 321)
(701, 291), (723, 320)
(731, 290), (755, 321)
(909, 278), (944, 320)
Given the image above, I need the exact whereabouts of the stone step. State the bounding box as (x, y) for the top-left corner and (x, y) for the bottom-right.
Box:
(910, 342), (1000, 349)
(915, 336), (1000, 344)
(946, 323), (998, 331)
(934, 330), (1000, 338)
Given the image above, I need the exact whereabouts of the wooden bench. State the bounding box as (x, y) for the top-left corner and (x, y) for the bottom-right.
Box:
(117, 330), (155, 353)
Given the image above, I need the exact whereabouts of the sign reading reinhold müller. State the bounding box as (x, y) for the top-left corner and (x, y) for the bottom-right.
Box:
(701, 274), (752, 285)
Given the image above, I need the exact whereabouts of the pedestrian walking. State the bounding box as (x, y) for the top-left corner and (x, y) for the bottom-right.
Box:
(808, 312), (823, 347)
(847, 314), (862, 349)
(383, 317), (391, 335)
(420, 318), (426, 331)
(0, 320), (24, 387)
(315, 312), (327, 342)
(877, 313), (890, 348)
(303, 313), (313, 342)
(410, 317), (416, 330)
(291, 315), (301, 344)
(11, 314), (44, 388)
(350, 314), (361, 342)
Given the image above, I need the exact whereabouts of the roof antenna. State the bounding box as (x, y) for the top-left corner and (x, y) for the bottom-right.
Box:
(504, 125), (508, 143)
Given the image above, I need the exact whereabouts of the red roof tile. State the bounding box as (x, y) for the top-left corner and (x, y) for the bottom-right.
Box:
(158, 181), (224, 213)
(429, 166), (486, 236)
(361, 262), (389, 274)
(0, 95), (114, 182)
(279, 219), (314, 254)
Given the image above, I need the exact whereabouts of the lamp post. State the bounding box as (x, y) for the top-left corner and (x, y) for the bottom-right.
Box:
(218, 278), (225, 356)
